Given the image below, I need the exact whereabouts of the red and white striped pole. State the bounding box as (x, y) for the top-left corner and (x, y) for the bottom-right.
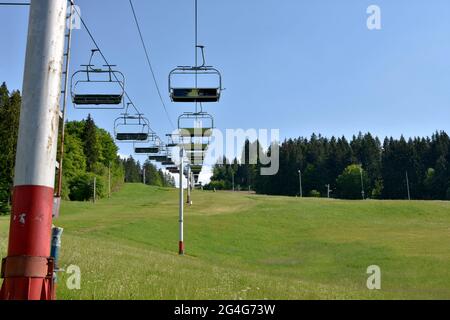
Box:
(0, 0), (67, 300)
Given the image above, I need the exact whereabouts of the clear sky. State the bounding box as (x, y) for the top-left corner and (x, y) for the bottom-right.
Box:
(2, 0), (450, 173)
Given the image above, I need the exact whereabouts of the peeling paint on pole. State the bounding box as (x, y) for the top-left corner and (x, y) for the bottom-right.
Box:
(0, 0), (68, 301)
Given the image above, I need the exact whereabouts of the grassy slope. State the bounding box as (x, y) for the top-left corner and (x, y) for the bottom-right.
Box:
(1, 184), (449, 300)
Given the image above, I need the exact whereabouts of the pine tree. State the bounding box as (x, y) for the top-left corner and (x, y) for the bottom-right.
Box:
(0, 84), (21, 214)
(83, 114), (99, 172)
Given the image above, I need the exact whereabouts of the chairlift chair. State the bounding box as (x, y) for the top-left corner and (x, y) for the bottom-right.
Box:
(179, 128), (213, 138)
(162, 160), (176, 166)
(114, 112), (150, 143)
(167, 166), (180, 173)
(71, 50), (125, 109)
(134, 135), (162, 154)
(187, 151), (205, 164)
(149, 155), (169, 162)
(181, 143), (209, 152)
(169, 46), (223, 103)
(135, 147), (160, 155)
(191, 165), (202, 175)
(178, 112), (214, 138)
(166, 133), (182, 148)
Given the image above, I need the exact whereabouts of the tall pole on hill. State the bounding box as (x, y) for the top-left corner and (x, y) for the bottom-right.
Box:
(143, 167), (146, 185)
(360, 165), (365, 200)
(232, 171), (235, 192)
(179, 149), (185, 255)
(326, 184), (331, 199)
(406, 171), (411, 201)
(298, 170), (303, 198)
(0, 0), (68, 301)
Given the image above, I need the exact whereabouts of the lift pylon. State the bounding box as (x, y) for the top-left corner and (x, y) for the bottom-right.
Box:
(1, 0), (68, 301)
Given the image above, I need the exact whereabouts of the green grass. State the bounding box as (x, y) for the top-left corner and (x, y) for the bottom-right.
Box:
(1, 183), (450, 300)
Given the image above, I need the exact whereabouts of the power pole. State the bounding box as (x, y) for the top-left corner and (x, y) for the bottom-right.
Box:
(179, 149), (185, 255)
(298, 170), (303, 198)
(406, 171), (411, 201)
(326, 184), (331, 199)
(0, 0), (68, 301)
(232, 172), (235, 192)
(360, 165), (365, 200)
(143, 167), (146, 185)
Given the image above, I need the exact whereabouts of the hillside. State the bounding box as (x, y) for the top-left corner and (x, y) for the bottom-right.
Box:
(1, 184), (449, 300)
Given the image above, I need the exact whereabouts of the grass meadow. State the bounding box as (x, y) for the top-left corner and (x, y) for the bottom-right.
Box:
(1, 184), (449, 300)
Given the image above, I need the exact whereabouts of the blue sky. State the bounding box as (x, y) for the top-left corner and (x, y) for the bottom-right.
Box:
(2, 0), (450, 167)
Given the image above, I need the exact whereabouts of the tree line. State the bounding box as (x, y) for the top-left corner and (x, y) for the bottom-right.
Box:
(122, 156), (175, 187)
(208, 132), (450, 200)
(0, 83), (20, 214)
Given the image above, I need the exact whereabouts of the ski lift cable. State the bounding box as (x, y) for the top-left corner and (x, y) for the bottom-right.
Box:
(128, 0), (176, 130)
(195, 0), (198, 113)
(69, 2), (140, 113)
(68, 0), (167, 146)
(0, 2), (29, 5)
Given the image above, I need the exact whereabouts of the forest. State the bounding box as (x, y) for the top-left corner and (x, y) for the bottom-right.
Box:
(208, 132), (450, 200)
(122, 156), (175, 188)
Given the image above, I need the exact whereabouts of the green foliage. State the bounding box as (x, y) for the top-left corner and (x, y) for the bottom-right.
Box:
(143, 161), (161, 186)
(62, 134), (86, 180)
(83, 114), (99, 172)
(68, 173), (94, 201)
(207, 141), (258, 191)
(97, 128), (118, 166)
(120, 158), (174, 187)
(0, 182), (10, 215)
(308, 190), (321, 198)
(424, 168), (435, 190)
(205, 180), (227, 191)
(0, 83), (20, 214)
(68, 170), (110, 202)
(336, 165), (368, 200)
(209, 132), (450, 201)
(371, 179), (384, 199)
(122, 156), (142, 183)
(62, 117), (124, 201)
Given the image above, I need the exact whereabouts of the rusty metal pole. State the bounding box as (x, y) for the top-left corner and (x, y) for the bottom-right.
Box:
(0, 0), (67, 300)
